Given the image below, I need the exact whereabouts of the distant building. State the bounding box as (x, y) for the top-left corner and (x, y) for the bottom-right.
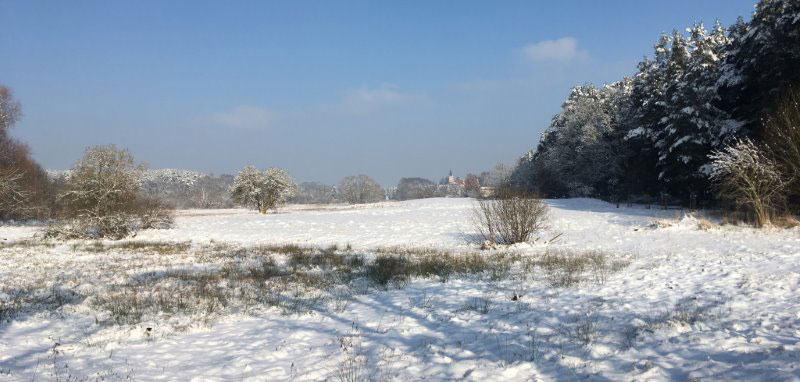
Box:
(446, 169), (465, 187)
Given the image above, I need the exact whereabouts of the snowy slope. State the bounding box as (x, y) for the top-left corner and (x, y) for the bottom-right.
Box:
(1, 198), (799, 381)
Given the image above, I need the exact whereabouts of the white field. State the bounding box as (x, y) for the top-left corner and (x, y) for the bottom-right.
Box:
(1, 198), (799, 381)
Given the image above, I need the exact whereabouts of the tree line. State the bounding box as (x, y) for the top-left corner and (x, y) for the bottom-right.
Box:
(510, 0), (800, 219)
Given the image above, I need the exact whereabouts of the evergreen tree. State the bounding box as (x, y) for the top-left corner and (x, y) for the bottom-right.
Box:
(718, 0), (800, 136)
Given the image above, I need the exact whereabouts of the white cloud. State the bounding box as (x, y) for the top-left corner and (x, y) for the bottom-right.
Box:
(339, 86), (423, 116)
(521, 37), (589, 62)
(213, 105), (273, 130)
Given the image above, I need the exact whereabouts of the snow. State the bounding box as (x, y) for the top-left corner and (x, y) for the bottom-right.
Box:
(2, 198), (800, 381)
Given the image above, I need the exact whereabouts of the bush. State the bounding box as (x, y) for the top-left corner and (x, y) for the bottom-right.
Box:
(709, 138), (789, 227)
(136, 197), (175, 229)
(229, 166), (297, 213)
(366, 255), (410, 288)
(49, 145), (174, 239)
(472, 187), (549, 245)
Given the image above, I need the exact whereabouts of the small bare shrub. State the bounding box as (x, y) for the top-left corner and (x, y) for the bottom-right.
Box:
(573, 313), (600, 346)
(462, 295), (492, 314)
(472, 187), (548, 245)
(333, 354), (372, 382)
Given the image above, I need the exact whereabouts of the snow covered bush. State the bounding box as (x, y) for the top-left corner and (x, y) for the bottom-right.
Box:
(49, 145), (174, 239)
(709, 139), (789, 227)
(338, 175), (384, 204)
(229, 166), (297, 213)
(472, 187), (549, 245)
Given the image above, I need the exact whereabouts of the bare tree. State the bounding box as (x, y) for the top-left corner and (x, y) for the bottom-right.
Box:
(0, 168), (30, 219)
(0, 85), (22, 136)
(229, 166), (297, 213)
(709, 139), (789, 227)
(339, 175), (383, 204)
(0, 85), (23, 167)
(472, 187), (549, 245)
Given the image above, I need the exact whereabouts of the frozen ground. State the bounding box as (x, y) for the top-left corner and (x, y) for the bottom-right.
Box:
(1, 198), (799, 381)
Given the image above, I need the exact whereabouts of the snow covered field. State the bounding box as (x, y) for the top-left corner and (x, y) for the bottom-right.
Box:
(1, 198), (799, 381)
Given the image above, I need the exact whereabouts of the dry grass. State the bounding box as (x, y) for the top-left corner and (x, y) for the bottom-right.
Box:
(530, 249), (630, 287)
(1, 241), (633, 329)
(771, 215), (800, 228)
(697, 218), (715, 231)
(72, 240), (192, 255)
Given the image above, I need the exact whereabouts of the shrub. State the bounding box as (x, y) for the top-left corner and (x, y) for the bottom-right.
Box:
(136, 197), (175, 229)
(229, 166), (298, 213)
(366, 255), (410, 287)
(472, 187), (549, 245)
(709, 138), (789, 227)
(49, 145), (174, 239)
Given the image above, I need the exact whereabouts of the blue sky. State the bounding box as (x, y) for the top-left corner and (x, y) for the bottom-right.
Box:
(1, 0), (757, 185)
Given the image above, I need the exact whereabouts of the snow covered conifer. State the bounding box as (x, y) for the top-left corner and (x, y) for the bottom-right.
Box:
(229, 166), (297, 213)
(654, 24), (732, 198)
